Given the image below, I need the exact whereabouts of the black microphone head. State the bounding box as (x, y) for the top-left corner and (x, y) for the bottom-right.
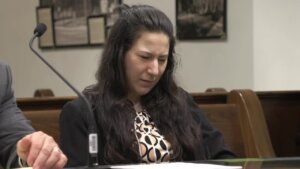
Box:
(34, 23), (47, 37)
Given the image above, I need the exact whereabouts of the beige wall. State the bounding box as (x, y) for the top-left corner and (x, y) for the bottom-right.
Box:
(254, 0), (300, 91)
(1, 0), (254, 97)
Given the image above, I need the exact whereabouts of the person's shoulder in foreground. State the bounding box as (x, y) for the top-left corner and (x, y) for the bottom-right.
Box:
(0, 62), (67, 169)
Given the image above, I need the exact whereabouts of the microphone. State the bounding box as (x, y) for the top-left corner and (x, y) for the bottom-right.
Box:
(29, 23), (99, 167)
(34, 23), (47, 37)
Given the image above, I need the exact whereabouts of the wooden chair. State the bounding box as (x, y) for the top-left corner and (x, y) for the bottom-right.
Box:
(228, 90), (275, 157)
(200, 104), (245, 157)
(257, 90), (300, 157)
(17, 90), (276, 158)
(34, 88), (54, 97)
(198, 90), (275, 158)
(23, 109), (61, 143)
(18, 97), (75, 144)
(205, 87), (227, 93)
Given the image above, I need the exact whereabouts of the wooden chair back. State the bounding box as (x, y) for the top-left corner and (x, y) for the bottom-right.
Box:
(195, 90), (275, 158)
(17, 90), (276, 158)
(200, 104), (245, 157)
(34, 88), (55, 97)
(228, 90), (275, 157)
(257, 91), (300, 156)
(17, 97), (75, 144)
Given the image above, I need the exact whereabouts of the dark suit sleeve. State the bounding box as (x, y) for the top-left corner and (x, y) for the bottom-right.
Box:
(60, 98), (89, 167)
(184, 90), (236, 159)
(0, 63), (35, 167)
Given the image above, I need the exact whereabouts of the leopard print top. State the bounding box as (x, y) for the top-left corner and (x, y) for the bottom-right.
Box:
(134, 110), (173, 163)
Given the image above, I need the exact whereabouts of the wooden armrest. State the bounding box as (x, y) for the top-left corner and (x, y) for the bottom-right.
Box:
(228, 90), (275, 157)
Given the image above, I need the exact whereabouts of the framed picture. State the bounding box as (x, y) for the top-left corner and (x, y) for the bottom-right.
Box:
(87, 15), (106, 45)
(38, 0), (122, 48)
(176, 0), (227, 40)
(36, 7), (55, 48)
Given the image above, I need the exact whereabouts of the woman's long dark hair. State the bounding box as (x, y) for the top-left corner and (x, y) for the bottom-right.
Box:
(85, 4), (204, 164)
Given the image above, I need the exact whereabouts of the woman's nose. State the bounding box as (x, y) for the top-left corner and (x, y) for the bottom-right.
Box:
(147, 60), (159, 76)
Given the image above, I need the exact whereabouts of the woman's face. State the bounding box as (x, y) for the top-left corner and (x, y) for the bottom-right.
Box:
(124, 31), (170, 102)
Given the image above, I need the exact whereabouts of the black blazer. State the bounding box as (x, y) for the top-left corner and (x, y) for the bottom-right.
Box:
(60, 89), (235, 167)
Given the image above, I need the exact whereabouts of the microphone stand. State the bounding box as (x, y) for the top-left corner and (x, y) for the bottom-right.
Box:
(29, 32), (99, 168)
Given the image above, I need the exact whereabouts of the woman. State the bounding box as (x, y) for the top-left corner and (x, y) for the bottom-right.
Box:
(60, 4), (235, 167)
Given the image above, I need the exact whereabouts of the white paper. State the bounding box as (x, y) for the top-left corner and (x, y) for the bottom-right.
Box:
(111, 162), (242, 169)
(14, 162), (242, 169)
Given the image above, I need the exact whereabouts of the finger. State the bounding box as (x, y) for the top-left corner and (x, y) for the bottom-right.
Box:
(16, 134), (32, 161)
(38, 146), (60, 169)
(26, 131), (48, 166)
(42, 148), (67, 169)
(32, 134), (57, 168)
(51, 153), (68, 169)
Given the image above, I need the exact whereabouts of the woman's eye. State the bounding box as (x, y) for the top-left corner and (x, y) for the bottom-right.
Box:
(158, 58), (167, 63)
(140, 55), (150, 59)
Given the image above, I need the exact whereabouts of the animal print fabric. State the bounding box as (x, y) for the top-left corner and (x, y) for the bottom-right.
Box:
(134, 110), (173, 163)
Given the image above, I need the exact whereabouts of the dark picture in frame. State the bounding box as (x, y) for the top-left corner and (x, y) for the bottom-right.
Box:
(38, 0), (122, 48)
(176, 0), (227, 40)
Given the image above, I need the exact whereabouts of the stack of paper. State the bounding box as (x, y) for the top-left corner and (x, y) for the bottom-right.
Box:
(14, 162), (242, 169)
(111, 162), (242, 169)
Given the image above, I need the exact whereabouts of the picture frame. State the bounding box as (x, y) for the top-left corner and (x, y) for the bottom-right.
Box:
(87, 15), (106, 45)
(176, 0), (227, 40)
(38, 0), (122, 48)
(36, 6), (55, 48)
